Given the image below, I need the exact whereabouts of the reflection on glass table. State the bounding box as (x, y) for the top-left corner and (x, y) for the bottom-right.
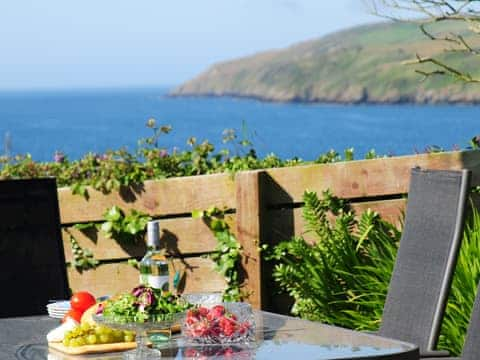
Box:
(1, 311), (419, 360)
(93, 312), (184, 360)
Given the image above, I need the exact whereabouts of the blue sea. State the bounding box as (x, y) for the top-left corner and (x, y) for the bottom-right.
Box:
(0, 87), (478, 162)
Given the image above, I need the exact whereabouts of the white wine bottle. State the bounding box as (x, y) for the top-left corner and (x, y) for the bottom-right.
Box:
(139, 221), (169, 290)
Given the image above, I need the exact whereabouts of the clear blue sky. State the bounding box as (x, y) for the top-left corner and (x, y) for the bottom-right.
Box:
(0, 1), (378, 90)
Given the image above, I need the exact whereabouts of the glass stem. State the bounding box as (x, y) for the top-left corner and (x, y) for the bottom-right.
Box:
(137, 330), (148, 350)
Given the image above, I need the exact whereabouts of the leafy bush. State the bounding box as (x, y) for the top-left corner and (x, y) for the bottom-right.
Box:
(268, 190), (400, 329)
(0, 120), (376, 195)
(438, 206), (480, 354)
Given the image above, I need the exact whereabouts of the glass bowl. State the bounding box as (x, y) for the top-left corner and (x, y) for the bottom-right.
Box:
(181, 292), (223, 307)
(182, 302), (255, 345)
(94, 312), (184, 359)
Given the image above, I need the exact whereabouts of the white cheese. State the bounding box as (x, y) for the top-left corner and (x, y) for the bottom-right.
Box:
(46, 318), (78, 343)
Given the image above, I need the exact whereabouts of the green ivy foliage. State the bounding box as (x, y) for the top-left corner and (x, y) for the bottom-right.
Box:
(100, 206), (152, 243)
(192, 207), (243, 302)
(74, 205), (151, 244)
(0, 120), (379, 195)
(68, 233), (99, 273)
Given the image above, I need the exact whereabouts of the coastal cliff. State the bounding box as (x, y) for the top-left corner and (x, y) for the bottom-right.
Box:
(171, 22), (480, 104)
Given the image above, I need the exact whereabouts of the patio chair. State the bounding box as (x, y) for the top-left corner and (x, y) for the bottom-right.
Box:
(378, 168), (471, 357)
(0, 178), (70, 317)
(426, 279), (480, 360)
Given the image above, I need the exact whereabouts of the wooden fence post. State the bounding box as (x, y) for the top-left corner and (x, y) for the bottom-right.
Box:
(235, 170), (266, 309)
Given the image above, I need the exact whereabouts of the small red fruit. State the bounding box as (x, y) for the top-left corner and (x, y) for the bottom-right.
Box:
(211, 305), (225, 316)
(198, 307), (209, 317)
(70, 291), (96, 312)
(62, 309), (83, 323)
(222, 322), (235, 337)
(238, 321), (251, 335)
(191, 320), (209, 337)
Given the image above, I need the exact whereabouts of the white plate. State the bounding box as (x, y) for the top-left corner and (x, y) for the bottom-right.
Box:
(47, 301), (70, 310)
(48, 308), (69, 313)
(48, 311), (69, 316)
(48, 313), (66, 319)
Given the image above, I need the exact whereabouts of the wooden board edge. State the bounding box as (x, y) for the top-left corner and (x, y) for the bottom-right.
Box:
(48, 341), (136, 355)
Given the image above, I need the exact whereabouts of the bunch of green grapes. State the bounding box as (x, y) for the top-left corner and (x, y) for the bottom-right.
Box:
(62, 323), (135, 347)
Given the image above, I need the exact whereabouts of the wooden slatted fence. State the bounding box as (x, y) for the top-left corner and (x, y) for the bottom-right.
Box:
(57, 150), (480, 310)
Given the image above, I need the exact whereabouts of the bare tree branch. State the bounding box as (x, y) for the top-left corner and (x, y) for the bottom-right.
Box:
(365, 0), (480, 83)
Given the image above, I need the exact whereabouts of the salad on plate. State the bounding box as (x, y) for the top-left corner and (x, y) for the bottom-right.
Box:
(98, 285), (191, 324)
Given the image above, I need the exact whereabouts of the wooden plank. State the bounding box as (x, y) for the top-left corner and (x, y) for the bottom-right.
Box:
(235, 171), (266, 310)
(351, 199), (406, 227)
(160, 215), (235, 256)
(264, 151), (480, 205)
(57, 151), (480, 224)
(67, 262), (140, 297)
(171, 257), (226, 294)
(62, 215), (235, 262)
(62, 228), (146, 263)
(58, 174), (236, 224)
(67, 257), (226, 297)
(268, 198), (406, 245)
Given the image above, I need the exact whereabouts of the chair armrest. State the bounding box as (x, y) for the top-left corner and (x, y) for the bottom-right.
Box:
(419, 349), (451, 358)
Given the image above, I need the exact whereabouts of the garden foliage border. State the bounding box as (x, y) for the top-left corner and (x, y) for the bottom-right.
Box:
(57, 150), (480, 311)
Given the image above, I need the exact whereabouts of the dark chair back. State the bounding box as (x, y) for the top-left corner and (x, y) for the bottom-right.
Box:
(0, 178), (69, 317)
(461, 281), (480, 360)
(379, 168), (471, 353)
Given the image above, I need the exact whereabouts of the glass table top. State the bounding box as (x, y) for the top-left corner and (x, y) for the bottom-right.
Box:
(0, 311), (418, 360)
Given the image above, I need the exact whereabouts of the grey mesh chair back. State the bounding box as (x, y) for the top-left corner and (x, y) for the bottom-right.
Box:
(379, 168), (471, 353)
(0, 178), (69, 317)
(460, 280), (480, 360)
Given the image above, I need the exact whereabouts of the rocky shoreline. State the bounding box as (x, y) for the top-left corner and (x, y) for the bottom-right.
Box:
(168, 90), (480, 105)
(171, 21), (480, 105)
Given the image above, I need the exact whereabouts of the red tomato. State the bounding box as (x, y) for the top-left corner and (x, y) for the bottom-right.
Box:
(63, 309), (83, 323)
(70, 291), (96, 312)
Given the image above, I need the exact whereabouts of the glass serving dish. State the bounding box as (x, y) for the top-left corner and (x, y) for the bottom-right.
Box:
(182, 301), (255, 345)
(181, 292), (223, 307)
(94, 312), (184, 360)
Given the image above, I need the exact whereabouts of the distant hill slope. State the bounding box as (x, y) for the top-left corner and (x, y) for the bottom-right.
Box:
(171, 22), (480, 103)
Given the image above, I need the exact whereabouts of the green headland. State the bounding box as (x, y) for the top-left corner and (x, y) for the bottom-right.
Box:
(171, 21), (480, 104)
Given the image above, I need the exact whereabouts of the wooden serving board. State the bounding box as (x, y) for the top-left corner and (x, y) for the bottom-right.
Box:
(48, 341), (136, 355)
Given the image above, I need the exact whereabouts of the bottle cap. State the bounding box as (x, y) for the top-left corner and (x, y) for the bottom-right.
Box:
(147, 220), (160, 247)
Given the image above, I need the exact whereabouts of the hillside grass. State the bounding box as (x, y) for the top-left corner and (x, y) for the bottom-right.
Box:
(172, 21), (480, 103)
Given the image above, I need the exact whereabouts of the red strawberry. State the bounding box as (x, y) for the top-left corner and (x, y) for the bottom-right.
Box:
(207, 325), (221, 337)
(186, 309), (200, 325)
(186, 308), (199, 318)
(238, 321), (251, 335)
(206, 311), (216, 322)
(227, 313), (237, 321)
(191, 320), (209, 337)
(222, 322), (235, 337)
(210, 305), (225, 317)
(223, 347), (234, 356)
(198, 306), (209, 317)
(186, 315), (199, 325)
(184, 348), (199, 357)
(219, 316), (235, 327)
(218, 316), (236, 337)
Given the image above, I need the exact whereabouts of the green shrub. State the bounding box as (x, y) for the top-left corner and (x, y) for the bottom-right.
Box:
(268, 190), (400, 329)
(0, 120), (374, 195)
(438, 205), (480, 354)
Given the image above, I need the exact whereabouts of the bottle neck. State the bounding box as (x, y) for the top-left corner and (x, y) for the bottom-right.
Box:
(146, 245), (161, 252)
